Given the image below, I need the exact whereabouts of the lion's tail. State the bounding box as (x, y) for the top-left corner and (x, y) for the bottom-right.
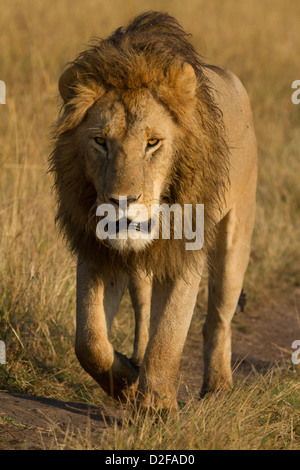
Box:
(236, 288), (247, 313)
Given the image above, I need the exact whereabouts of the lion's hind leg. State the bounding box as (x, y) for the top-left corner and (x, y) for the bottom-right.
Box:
(128, 271), (151, 368)
(201, 181), (256, 396)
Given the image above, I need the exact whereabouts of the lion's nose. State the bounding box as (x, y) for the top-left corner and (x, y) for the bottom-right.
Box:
(107, 193), (142, 207)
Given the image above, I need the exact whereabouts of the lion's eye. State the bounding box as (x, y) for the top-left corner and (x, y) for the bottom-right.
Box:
(147, 138), (160, 148)
(95, 136), (107, 147)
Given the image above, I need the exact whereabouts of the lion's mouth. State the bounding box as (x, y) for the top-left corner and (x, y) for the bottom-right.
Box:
(115, 218), (153, 234)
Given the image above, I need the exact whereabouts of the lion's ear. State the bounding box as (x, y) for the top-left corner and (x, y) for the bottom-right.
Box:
(162, 62), (197, 108)
(58, 65), (80, 102)
(159, 62), (197, 116)
(175, 62), (197, 99)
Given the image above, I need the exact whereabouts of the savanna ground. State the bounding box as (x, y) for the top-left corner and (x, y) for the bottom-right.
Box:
(0, 0), (300, 450)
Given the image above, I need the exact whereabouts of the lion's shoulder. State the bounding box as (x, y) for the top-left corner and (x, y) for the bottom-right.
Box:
(204, 65), (253, 119)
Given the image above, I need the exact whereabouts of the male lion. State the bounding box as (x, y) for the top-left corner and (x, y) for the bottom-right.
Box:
(50, 12), (257, 410)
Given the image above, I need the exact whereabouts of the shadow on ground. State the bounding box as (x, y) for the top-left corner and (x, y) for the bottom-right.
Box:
(0, 289), (299, 449)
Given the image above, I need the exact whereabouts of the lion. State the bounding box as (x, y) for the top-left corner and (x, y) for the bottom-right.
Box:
(49, 11), (257, 411)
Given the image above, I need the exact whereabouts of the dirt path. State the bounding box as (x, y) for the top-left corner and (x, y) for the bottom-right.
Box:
(1, 289), (299, 449)
(180, 288), (300, 397)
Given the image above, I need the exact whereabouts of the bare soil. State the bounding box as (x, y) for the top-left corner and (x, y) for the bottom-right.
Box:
(1, 288), (299, 450)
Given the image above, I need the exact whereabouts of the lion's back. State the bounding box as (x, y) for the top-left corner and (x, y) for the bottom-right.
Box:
(204, 64), (257, 209)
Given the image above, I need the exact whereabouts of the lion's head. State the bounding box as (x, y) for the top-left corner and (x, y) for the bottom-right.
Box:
(50, 11), (229, 279)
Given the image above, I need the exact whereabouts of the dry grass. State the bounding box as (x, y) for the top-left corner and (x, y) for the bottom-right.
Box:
(0, 0), (300, 449)
(34, 369), (300, 450)
(99, 370), (300, 451)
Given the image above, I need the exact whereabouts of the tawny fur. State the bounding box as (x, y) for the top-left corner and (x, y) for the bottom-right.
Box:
(49, 11), (257, 410)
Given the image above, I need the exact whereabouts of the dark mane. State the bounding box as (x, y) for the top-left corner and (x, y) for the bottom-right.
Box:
(49, 11), (229, 280)
(68, 11), (207, 93)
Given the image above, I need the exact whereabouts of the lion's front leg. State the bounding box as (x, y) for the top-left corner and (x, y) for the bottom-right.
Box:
(137, 269), (201, 411)
(75, 259), (138, 399)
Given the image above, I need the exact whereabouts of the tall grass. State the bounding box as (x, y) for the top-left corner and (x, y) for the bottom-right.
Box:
(0, 0), (299, 449)
(38, 369), (300, 450)
(104, 370), (300, 451)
